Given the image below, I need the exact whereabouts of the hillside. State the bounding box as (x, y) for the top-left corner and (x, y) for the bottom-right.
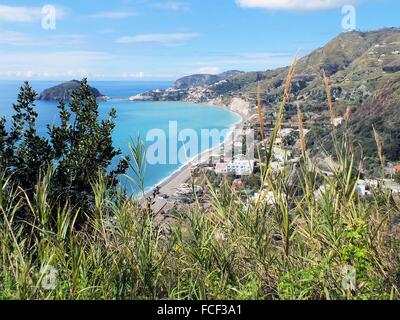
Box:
(209, 28), (400, 109)
(39, 80), (105, 101)
(135, 28), (400, 163)
(130, 70), (247, 102)
(174, 70), (244, 89)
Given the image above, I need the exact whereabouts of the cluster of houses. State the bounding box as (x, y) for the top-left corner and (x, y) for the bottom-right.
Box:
(176, 105), (400, 205)
(201, 123), (303, 178)
(215, 158), (256, 176)
(200, 116), (306, 183)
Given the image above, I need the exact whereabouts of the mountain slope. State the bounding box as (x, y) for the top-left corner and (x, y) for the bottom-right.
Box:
(212, 28), (400, 162)
(212, 28), (400, 109)
(173, 70), (244, 89)
(134, 28), (400, 162)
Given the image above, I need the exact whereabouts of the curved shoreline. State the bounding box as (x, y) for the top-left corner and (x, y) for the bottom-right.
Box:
(143, 107), (245, 203)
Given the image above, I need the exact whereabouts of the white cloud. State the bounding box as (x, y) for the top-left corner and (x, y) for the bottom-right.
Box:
(0, 51), (112, 79)
(116, 32), (201, 44)
(153, 2), (191, 12)
(0, 5), (66, 23)
(0, 69), (92, 79)
(235, 0), (355, 11)
(187, 51), (295, 72)
(121, 71), (145, 78)
(88, 11), (137, 19)
(196, 67), (222, 74)
(0, 31), (33, 45)
(100, 28), (116, 34)
(0, 30), (86, 47)
(0, 5), (41, 22)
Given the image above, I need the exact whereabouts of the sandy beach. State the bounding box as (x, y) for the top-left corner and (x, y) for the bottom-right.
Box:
(148, 108), (246, 214)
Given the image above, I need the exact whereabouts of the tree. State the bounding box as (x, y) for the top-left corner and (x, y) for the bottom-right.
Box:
(48, 79), (129, 211)
(1, 79), (129, 224)
(1, 82), (52, 192)
(0, 117), (6, 161)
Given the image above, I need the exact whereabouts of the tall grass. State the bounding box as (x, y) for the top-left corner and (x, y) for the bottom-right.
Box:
(0, 61), (399, 300)
(257, 84), (265, 142)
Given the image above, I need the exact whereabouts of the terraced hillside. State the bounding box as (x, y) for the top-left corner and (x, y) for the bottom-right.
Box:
(134, 28), (400, 165)
(136, 28), (400, 164)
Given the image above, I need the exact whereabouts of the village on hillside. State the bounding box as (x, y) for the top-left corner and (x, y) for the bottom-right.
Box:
(151, 96), (400, 220)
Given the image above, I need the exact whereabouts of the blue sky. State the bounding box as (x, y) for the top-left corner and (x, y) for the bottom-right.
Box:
(0, 0), (399, 80)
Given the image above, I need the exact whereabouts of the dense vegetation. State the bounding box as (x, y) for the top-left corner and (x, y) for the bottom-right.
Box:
(0, 65), (399, 300)
(39, 80), (104, 101)
(0, 79), (128, 225)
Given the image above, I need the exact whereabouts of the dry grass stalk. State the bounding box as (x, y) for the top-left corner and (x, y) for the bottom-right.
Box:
(344, 106), (351, 123)
(296, 102), (306, 157)
(276, 57), (297, 126)
(323, 70), (336, 124)
(284, 58), (297, 100)
(373, 125), (385, 168)
(264, 57), (297, 169)
(257, 84), (265, 141)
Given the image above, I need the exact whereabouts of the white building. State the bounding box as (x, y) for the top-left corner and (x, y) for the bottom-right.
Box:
(382, 180), (400, 194)
(215, 160), (255, 176)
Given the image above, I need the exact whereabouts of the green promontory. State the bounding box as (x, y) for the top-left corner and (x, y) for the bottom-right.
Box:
(39, 80), (105, 101)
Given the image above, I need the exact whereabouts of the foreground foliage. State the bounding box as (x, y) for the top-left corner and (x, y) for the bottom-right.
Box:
(0, 80), (127, 224)
(1, 146), (399, 300)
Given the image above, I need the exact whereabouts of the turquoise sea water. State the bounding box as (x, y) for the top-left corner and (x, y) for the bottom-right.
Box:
(0, 80), (240, 192)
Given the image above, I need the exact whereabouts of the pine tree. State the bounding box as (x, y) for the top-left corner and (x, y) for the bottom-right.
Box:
(1, 79), (129, 225)
(0, 117), (6, 164)
(2, 82), (52, 191)
(48, 79), (129, 212)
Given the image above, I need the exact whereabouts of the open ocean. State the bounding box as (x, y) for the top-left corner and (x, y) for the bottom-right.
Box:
(0, 80), (240, 193)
